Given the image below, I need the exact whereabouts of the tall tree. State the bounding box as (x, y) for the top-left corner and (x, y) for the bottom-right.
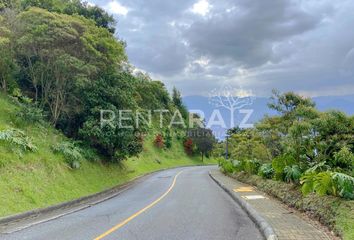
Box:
(0, 14), (18, 92)
(172, 86), (188, 119)
(14, 7), (126, 125)
(188, 128), (215, 161)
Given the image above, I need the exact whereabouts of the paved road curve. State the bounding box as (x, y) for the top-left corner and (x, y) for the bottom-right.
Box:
(2, 166), (262, 240)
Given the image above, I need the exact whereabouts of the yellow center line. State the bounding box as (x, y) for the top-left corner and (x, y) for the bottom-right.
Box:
(93, 170), (184, 240)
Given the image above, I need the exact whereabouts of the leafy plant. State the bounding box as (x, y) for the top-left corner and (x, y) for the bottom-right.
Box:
(0, 128), (37, 152)
(272, 154), (295, 180)
(219, 159), (234, 174)
(313, 171), (334, 196)
(183, 138), (194, 155)
(52, 142), (83, 169)
(164, 129), (172, 149)
(300, 172), (316, 196)
(231, 160), (243, 172)
(333, 146), (354, 169)
(258, 163), (274, 179)
(284, 165), (302, 184)
(301, 171), (354, 199)
(16, 105), (45, 124)
(154, 134), (164, 148)
(245, 159), (261, 174)
(305, 161), (330, 173)
(332, 172), (354, 199)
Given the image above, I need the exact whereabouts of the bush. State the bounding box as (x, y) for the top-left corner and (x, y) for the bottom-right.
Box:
(272, 154), (295, 180)
(16, 105), (45, 124)
(0, 128), (37, 152)
(219, 158), (234, 174)
(284, 165), (302, 184)
(154, 134), (164, 148)
(164, 129), (172, 148)
(301, 171), (354, 199)
(333, 146), (354, 170)
(52, 142), (83, 169)
(232, 160), (244, 172)
(332, 172), (354, 199)
(183, 138), (194, 155)
(79, 145), (99, 162)
(245, 159), (261, 174)
(258, 163), (274, 179)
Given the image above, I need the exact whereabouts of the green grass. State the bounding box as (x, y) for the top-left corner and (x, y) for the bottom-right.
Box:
(336, 201), (354, 240)
(0, 94), (215, 217)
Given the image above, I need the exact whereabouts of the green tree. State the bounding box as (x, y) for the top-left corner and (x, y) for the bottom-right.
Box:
(172, 86), (188, 119)
(0, 15), (18, 92)
(14, 7), (126, 124)
(0, 0), (20, 10)
(229, 128), (271, 162)
(188, 128), (215, 161)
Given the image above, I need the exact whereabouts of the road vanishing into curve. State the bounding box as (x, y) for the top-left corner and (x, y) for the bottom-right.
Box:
(2, 166), (263, 240)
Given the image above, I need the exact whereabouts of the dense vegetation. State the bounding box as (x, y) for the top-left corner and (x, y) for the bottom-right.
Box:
(0, 90), (216, 217)
(218, 90), (354, 200)
(0, 0), (218, 218)
(0, 0), (196, 163)
(217, 91), (354, 239)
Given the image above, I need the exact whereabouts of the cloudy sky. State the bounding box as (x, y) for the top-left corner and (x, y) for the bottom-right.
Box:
(91, 0), (354, 97)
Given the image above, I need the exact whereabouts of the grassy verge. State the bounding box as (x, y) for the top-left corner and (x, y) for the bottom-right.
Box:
(227, 171), (354, 240)
(0, 94), (215, 217)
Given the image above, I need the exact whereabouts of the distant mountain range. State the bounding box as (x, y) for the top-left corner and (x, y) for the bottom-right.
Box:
(183, 95), (354, 139)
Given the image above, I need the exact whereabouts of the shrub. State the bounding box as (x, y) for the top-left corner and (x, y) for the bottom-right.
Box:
(333, 146), (354, 170)
(16, 105), (45, 124)
(332, 172), (354, 199)
(80, 146), (99, 162)
(52, 142), (83, 169)
(283, 165), (302, 184)
(272, 154), (295, 180)
(258, 163), (274, 179)
(154, 134), (164, 148)
(301, 171), (354, 199)
(164, 129), (172, 148)
(305, 161), (330, 173)
(300, 172), (316, 196)
(232, 160), (244, 172)
(183, 138), (193, 155)
(219, 158), (234, 174)
(244, 159), (261, 174)
(0, 128), (37, 152)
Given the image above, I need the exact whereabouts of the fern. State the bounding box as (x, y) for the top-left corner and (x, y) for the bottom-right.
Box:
(52, 142), (83, 169)
(0, 128), (37, 152)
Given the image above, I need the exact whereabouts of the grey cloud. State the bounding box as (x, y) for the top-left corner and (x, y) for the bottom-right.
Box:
(92, 0), (354, 97)
(184, 0), (323, 67)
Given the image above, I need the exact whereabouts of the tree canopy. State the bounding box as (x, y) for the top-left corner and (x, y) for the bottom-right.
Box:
(0, 1), (191, 162)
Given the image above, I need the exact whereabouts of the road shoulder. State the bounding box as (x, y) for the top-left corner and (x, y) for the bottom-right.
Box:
(209, 169), (332, 240)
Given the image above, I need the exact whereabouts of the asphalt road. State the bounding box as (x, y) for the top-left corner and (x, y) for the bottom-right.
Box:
(2, 166), (263, 240)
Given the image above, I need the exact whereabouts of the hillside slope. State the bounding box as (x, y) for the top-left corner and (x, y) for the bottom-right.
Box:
(0, 94), (213, 217)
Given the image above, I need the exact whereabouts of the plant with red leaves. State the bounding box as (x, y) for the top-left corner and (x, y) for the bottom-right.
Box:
(154, 134), (164, 148)
(183, 138), (194, 155)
